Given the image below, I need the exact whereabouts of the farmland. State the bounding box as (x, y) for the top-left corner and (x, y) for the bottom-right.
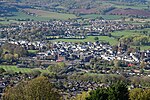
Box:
(107, 8), (150, 17)
(81, 14), (124, 20)
(0, 10), (77, 24)
(23, 8), (77, 20)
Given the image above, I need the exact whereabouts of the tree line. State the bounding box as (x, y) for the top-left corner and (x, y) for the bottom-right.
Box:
(75, 81), (150, 100)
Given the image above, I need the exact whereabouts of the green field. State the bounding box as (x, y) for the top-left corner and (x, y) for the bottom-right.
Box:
(0, 10), (77, 24)
(0, 65), (49, 73)
(28, 50), (39, 53)
(81, 14), (123, 20)
(111, 28), (150, 37)
(102, 1), (149, 10)
(23, 8), (77, 20)
(113, 4), (149, 10)
(111, 30), (143, 37)
(52, 36), (118, 45)
(111, 29), (150, 50)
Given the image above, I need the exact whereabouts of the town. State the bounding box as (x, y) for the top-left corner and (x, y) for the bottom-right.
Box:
(0, 19), (150, 99)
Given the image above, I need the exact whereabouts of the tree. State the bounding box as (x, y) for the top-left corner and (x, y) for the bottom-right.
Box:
(94, 37), (99, 41)
(129, 88), (150, 100)
(140, 61), (146, 69)
(86, 81), (129, 100)
(75, 92), (89, 100)
(47, 62), (66, 74)
(113, 59), (121, 67)
(129, 88), (143, 100)
(0, 68), (6, 74)
(30, 70), (41, 77)
(2, 76), (62, 100)
(108, 81), (129, 100)
(86, 88), (108, 100)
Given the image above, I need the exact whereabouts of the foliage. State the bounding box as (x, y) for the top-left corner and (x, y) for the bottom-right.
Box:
(113, 59), (122, 67)
(129, 76), (150, 87)
(119, 35), (150, 46)
(94, 37), (99, 41)
(47, 62), (66, 74)
(86, 88), (108, 100)
(86, 81), (129, 100)
(75, 92), (89, 100)
(0, 43), (28, 64)
(2, 76), (62, 100)
(0, 68), (6, 74)
(129, 88), (150, 100)
(107, 81), (129, 100)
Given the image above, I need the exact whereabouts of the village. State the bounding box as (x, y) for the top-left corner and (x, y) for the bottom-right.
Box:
(0, 40), (150, 99)
(0, 19), (150, 99)
(0, 19), (149, 41)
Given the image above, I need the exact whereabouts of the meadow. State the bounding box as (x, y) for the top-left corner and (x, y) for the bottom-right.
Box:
(0, 65), (49, 73)
(23, 9), (77, 20)
(111, 28), (150, 37)
(52, 36), (118, 45)
(102, 1), (149, 10)
(81, 14), (123, 20)
(0, 10), (77, 24)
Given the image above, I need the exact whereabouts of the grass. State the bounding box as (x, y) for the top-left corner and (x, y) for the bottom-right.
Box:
(23, 9), (77, 20)
(111, 29), (150, 50)
(0, 65), (49, 73)
(7, 12), (52, 21)
(52, 36), (118, 45)
(0, 10), (77, 24)
(111, 28), (150, 37)
(81, 14), (123, 20)
(28, 50), (39, 53)
(131, 46), (150, 50)
(111, 30), (143, 37)
(104, 1), (149, 10)
(113, 4), (149, 10)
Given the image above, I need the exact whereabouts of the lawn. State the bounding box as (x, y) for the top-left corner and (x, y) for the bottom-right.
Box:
(0, 65), (49, 73)
(52, 36), (118, 45)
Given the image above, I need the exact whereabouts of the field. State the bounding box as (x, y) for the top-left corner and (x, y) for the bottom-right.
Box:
(52, 36), (118, 45)
(107, 8), (150, 17)
(111, 28), (150, 37)
(102, 1), (149, 10)
(0, 12), (49, 24)
(111, 30), (143, 37)
(111, 29), (150, 50)
(81, 14), (123, 20)
(0, 65), (49, 73)
(52, 29), (150, 49)
(23, 8), (77, 20)
(0, 10), (77, 24)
